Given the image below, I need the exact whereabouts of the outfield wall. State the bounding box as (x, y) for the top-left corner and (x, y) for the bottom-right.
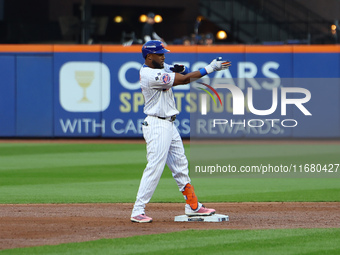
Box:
(0, 44), (339, 138)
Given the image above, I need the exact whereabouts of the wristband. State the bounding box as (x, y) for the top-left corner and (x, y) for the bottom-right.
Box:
(199, 68), (208, 76)
(204, 65), (214, 74)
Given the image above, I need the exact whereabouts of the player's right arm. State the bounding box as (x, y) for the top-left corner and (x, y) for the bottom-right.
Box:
(173, 71), (206, 86)
(172, 58), (231, 86)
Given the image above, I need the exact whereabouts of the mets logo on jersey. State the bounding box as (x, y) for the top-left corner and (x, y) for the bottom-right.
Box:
(161, 73), (171, 84)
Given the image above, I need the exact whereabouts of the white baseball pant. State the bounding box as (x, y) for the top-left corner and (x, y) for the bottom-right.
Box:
(131, 115), (191, 217)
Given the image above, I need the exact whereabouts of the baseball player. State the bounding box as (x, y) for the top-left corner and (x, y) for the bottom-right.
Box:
(130, 40), (231, 223)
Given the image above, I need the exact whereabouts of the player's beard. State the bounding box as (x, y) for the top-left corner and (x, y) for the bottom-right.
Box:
(152, 60), (163, 69)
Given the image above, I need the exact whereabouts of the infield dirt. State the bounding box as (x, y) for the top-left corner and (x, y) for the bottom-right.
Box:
(1, 202), (339, 250)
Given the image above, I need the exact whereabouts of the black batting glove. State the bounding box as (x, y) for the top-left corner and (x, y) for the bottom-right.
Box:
(170, 64), (186, 73)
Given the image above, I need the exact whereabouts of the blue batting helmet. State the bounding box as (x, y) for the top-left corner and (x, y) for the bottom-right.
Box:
(142, 40), (170, 59)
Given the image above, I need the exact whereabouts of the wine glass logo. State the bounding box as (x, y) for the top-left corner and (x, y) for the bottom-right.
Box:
(75, 71), (94, 103)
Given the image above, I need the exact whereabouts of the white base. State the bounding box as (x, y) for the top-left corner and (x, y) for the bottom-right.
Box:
(174, 214), (229, 222)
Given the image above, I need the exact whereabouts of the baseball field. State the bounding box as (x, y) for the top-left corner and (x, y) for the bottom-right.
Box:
(0, 140), (339, 254)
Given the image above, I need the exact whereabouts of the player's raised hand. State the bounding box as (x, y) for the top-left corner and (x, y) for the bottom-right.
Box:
(208, 57), (231, 71)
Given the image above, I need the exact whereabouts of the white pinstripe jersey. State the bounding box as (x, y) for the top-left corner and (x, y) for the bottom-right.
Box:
(140, 63), (179, 118)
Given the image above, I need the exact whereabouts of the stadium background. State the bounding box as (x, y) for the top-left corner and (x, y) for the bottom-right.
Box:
(1, 0), (340, 139)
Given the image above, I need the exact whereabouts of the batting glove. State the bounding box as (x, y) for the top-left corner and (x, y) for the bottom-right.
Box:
(205, 57), (231, 74)
(170, 64), (189, 74)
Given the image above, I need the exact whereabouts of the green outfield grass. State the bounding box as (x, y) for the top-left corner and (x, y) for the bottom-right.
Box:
(0, 141), (339, 254)
(1, 228), (340, 255)
(0, 142), (339, 203)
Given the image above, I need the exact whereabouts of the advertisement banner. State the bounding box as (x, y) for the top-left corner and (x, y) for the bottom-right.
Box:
(0, 45), (339, 138)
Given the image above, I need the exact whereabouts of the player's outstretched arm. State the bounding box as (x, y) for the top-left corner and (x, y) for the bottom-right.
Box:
(173, 71), (205, 86)
(172, 57), (231, 86)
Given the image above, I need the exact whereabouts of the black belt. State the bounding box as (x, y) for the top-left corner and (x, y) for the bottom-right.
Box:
(156, 115), (176, 122)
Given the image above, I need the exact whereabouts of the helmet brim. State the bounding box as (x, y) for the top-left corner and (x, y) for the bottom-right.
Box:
(142, 40), (170, 58)
(154, 48), (170, 54)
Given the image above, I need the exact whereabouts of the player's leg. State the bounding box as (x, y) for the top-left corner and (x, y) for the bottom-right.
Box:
(165, 124), (190, 191)
(166, 125), (215, 216)
(131, 116), (172, 220)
